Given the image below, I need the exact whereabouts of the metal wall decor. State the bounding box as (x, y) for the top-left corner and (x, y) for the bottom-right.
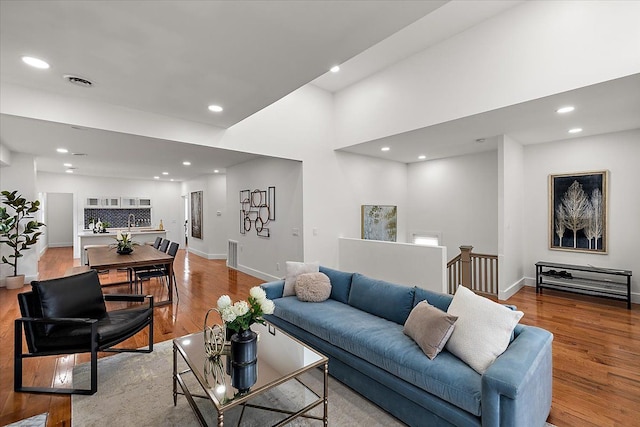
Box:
(240, 187), (275, 237)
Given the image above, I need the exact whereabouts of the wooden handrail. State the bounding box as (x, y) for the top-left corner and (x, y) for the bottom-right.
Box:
(447, 245), (498, 296)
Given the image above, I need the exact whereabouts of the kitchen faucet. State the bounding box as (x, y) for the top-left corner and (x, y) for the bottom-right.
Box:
(128, 213), (136, 231)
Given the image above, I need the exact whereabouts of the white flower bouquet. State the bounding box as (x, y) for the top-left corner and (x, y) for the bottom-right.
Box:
(217, 286), (275, 333)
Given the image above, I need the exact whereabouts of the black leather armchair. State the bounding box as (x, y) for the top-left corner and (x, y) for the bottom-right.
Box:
(15, 270), (154, 395)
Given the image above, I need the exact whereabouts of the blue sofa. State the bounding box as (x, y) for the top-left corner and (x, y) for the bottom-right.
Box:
(262, 266), (553, 427)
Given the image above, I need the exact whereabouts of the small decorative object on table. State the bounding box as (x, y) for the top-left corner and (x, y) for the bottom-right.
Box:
(203, 308), (227, 358)
(113, 231), (135, 254)
(216, 286), (275, 393)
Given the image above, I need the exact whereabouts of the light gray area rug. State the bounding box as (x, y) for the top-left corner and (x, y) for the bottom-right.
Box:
(3, 413), (47, 427)
(71, 340), (405, 426)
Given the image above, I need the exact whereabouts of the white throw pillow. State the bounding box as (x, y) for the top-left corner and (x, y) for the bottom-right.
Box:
(283, 261), (319, 296)
(445, 286), (523, 374)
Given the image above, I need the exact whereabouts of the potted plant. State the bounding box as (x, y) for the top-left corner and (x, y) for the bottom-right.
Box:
(0, 190), (45, 289)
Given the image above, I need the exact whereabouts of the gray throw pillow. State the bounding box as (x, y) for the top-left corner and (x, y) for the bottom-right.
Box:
(404, 301), (458, 360)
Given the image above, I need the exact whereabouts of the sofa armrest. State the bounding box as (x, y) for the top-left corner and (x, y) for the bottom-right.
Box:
(261, 280), (285, 300)
(481, 326), (553, 427)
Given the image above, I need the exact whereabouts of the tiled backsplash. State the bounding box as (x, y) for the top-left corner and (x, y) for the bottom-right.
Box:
(84, 208), (151, 229)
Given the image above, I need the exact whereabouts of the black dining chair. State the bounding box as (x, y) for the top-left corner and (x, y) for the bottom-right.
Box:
(135, 241), (179, 301)
(152, 236), (163, 249)
(158, 239), (170, 253)
(15, 270), (153, 395)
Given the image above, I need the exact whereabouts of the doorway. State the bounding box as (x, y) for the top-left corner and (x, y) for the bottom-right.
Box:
(46, 193), (73, 248)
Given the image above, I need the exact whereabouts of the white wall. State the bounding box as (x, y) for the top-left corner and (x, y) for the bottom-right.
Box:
(339, 238), (447, 293)
(182, 173), (228, 259)
(498, 135), (525, 299)
(220, 85), (408, 270)
(334, 1), (640, 147)
(523, 129), (640, 302)
(46, 192), (73, 247)
(407, 150), (498, 258)
(37, 172), (183, 259)
(0, 152), (41, 284)
(226, 156), (303, 281)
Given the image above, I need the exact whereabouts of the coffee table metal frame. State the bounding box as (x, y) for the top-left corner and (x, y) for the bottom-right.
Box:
(173, 324), (328, 426)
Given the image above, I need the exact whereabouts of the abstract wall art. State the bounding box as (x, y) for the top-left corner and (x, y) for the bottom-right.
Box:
(361, 205), (397, 242)
(191, 190), (203, 239)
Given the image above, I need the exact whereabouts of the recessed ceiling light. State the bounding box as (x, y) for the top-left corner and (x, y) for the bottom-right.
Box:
(330, 65), (340, 73)
(556, 106), (575, 114)
(21, 56), (50, 69)
(56, 148), (68, 153)
(418, 155), (426, 160)
(162, 171), (169, 175)
(182, 161), (191, 166)
(208, 105), (223, 113)
(381, 147), (390, 152)
(568, 128), (583, 134)
(63, 163), (72, 167)
(154, 176), (160, 180)
(170, 179), (174, 182)
(214, 169), (219, 173)
(65, 169), (74, 174)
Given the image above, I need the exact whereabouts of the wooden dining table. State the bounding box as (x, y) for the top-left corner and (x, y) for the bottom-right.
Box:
(86, 244), (175, 306)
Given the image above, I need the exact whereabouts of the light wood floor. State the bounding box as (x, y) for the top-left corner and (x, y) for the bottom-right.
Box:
(1, 247), (638, 426)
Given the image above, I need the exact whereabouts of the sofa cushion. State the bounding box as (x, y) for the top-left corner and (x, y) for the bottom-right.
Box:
(283, 261), (319, 296)
(295, 272), (331, 302)
(31, 270), (107, 335)
(445, 286), (524, 374)
(404, 301), (457, 360)
(272, 296), (482, 416)
(348, 273), (415, 325)
(413, 286), (453, 312)
(319, 266), (353, 304)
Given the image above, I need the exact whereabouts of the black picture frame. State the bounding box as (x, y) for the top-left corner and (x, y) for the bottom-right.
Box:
(549, 171), (608, 253)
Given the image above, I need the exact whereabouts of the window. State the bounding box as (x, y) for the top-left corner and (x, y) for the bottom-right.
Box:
(412, 232), (441, 247)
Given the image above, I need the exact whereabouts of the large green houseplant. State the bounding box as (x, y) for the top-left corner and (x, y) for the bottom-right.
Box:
(1, 190), (45, 289)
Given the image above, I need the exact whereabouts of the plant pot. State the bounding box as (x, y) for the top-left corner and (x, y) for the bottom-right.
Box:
(5, 274), (25, 289)
(117, 247), (134, 255)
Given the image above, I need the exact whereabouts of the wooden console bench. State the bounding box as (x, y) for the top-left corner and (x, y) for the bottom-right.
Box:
(535, 261), (632, 309)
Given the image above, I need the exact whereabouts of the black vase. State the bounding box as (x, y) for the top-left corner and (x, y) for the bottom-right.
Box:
(117, 247), (133, 255)
(230, 328), (257, 393)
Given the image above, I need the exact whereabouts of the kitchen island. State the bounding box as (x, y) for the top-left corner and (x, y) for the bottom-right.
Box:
(78, 229), (167, 265)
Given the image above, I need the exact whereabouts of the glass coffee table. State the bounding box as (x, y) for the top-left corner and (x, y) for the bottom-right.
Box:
(173, 322), (328, 426)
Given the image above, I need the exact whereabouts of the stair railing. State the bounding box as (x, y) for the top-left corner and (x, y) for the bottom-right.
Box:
(447, 245), (498, 296)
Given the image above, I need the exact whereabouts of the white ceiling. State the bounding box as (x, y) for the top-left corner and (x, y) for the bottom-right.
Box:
(1, 1), (638, 181)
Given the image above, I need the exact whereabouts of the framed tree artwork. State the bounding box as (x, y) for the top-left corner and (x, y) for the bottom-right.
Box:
(191, 190), (203, 239)
(549, 171), (608, 253)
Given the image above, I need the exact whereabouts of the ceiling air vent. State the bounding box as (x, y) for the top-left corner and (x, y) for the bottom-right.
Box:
(63, 74), (93, 88)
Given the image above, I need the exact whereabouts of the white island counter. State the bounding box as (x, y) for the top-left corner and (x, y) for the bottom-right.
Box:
(78, 229), (167, 265)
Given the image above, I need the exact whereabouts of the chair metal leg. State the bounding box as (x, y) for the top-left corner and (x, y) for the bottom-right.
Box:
(14, 320), (97, 395)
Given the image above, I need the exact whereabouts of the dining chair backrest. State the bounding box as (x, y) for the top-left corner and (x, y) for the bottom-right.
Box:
(158, 239), (170, 253)
(153, 236), (163, 249)
(167, 242), (179, 257)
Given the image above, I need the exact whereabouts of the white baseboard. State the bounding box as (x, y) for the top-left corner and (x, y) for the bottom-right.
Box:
(499, 277), (526, 301)
(49, 243), (73, 248)
(187, 247), (226, 260)
(233, 264), (280, 283)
